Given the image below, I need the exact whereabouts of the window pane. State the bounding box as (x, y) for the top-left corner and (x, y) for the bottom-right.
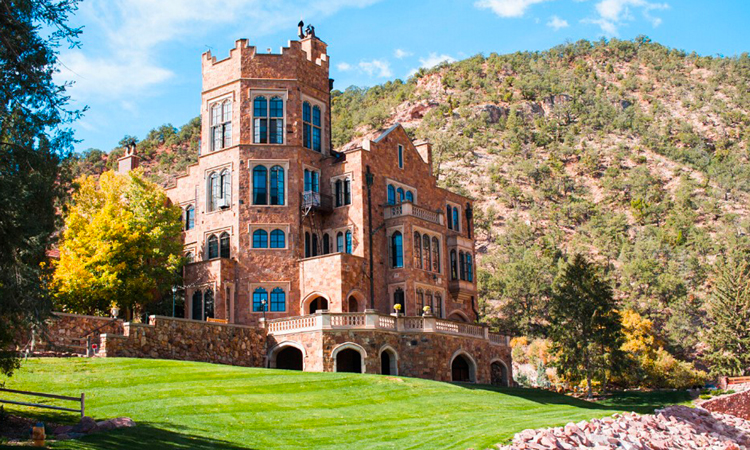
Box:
(450, 250), (458, 280)
(223, 100), (232, 122)
(253, 166), (267, 205)
(305, 232), (311, 258)
(387, 185), (396, 205)
(405, 191), (413, 202)
(270, 97), (284, 118)
(304, 124), (311, 149)
(220, 233), (230, 258)
(446, 205), (453, 229)
(210, 173), (220, 210)
(392, 232), (403, 268)
(398, 145), (403, 168)
(186, 206), (194, 230)
(192, 291), (203, 320)
(221, 170), (231, 204)
(223, 122), (231, 148)
(253, 288), (268, 312)
(208, 235), (218, 259)
(336, 232), (344, 253)
(270, 165), (284, 205)
(254, 96), (267, 117)
(467, 254), (473, 282)
(303, 102), (311, 122)
(432, 237), (440, 272)
(212, 126), (222, 151)
(413, 232), (422, 269)
(312, 172), (319, 193)
(311, 233), (318, 257)
(270, 229), (285, 248)
(422, 234), (431, 270)
(335, 180), (343, 207)
(270, 118), (283, 144)
(397, 187), (405, 203)
(304, 170), (311, 192)
(312, 127), (321, 152)
(323, 234), (330, 254)
(204, 290), (214, 320)
(345, 231), (352, 254)
(211, 104), (221, 125)
(270, 287), (286, 312)
(453, 207), (460, 231)
(253, 230), (268, 248)
(344, 179), (351, 205)
(254, 118), (267, 143)
(312, 105), (321, 126)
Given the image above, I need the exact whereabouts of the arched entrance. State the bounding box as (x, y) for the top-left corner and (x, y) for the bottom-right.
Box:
(491, 360), (509, 386)
(309, 296), (328, 314)
(447, 310), (470, 322)
(451, 352), (476, 383)
(336, 349), (362, 373)
(380, 346), (398, 375)
(276, 346), (303, 371)
(348, 296), (359, 312)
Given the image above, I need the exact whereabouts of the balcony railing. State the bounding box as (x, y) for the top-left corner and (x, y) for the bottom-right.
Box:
(264, 311), (509, 346)
(384, 202), (443, 225)
(301, 191), (333, 212)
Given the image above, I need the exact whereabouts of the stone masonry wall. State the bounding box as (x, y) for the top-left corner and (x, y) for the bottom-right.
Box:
(701, 390), (750, 420)
(100, 316), (266, 367)
(37, 313), (123, 352)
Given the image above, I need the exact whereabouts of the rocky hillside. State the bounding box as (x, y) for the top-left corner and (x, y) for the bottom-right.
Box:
(75, 37), (750, 362)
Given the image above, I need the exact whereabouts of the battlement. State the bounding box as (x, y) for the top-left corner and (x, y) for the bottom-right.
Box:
(202, 36), (328, 68)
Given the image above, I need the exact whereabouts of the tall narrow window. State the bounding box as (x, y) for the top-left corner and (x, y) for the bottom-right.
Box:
(269, 97), (284, 144)
(426, 292), (433, 313)
(207, 235), (218, 259)
(253, 288), (268, 312)
(335, 180), (343, 207)
(312, 171), (320, 193)
(270, 229), (285, 248)
(405, 191), (413, 203)
(185, 205), (195, 230)
(303, 102), (312, 149)
(398, 144), (404, 169)
(304, 169), (312, 192)
(312, 233), (319, 257)
(185, 251), (194, 264)
(323, 233), (330, 254)
(253, 230), (268, 248)
(253, 96), (267, 144)
(391, 232), (403, 268)
(270, 287), (286, 312)
(450, 250), (458, 280)
(312, 105), (322, 152)
(192, 291), (203, 320)
(343, 178), (351, 205)
(303, 102), (322, 152)
(305, 232), (311, 258)
(435, 294), (443, 318)
(220, 169), (231, 207)
(345, 230), (353, 254)
(269, 165), (285, 205)
(211, 100), (231, 151)
(447, 205), (453, 230)
(220, 232), (230, 258)
(336, 232), (344, 253)
(459, 251), (466, 281)
(431, 237), (440, 272)
(209, 172), (220, 211)
(394, 288), (405, 314)
(453, 207), (460, 231)
(253, 166), (267, 205)
(466, 254), (473, 282)
(387, 185), (396, 205)
(417, 289), (424, 312)
(253, 96), (284, 144)
(422, 234), (431, 271)
(203, 290), (214, 320)
(413, 232), (422, 269)
(397, 187), (405, 203)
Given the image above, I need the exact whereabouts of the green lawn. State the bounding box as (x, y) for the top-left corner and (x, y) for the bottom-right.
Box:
(1, 358), (690, 450)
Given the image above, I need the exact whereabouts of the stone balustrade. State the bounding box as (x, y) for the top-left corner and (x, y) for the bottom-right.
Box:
(384, 202), (443, 226)
(265, 310), (509, 346)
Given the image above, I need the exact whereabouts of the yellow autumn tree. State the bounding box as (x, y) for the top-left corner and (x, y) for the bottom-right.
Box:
(52, 170), (183, 317)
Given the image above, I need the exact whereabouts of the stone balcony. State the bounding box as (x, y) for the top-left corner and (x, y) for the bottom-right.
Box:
(384, 202), (444, 226)
(301, 191), (333, 213)
(264, 311), (510, 346)
(449, 278), (476, 296)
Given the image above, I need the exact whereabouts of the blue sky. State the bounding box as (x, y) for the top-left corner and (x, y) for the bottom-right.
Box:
(58, 0), (750, 153)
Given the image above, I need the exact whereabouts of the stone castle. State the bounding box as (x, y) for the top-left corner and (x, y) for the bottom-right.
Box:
(115, 24), (512, 384)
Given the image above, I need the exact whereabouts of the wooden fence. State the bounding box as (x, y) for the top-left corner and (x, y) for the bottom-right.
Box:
(0, 387), (85, 417)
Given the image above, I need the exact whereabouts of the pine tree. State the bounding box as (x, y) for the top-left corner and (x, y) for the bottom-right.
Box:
(705, 257), (750, 376)
(548, 254), (626, 398)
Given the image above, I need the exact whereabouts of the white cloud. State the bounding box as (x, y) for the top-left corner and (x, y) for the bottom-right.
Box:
(57, 0), (383, 102)
(547, 15), (569, 30)
(406, 53), (456, 78)
(358, 59), (392, 77)
(474, 0), (553, 18)
(337, 62), (353, 71)
(394, 48), (412, 59)
(587, 0), (668, 35)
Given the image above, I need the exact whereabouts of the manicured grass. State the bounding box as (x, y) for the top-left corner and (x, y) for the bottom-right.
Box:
(1, 358), (690, 449)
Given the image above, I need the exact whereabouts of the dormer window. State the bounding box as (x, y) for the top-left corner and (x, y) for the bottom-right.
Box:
(303, 102), (322, 152)
(210, 100), (232, 151)
(253, 96), (284, 144)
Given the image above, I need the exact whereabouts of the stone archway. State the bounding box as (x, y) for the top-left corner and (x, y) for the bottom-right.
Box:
(345, 289), (366, 312)
(379, 345), (398, 376)
(450, 351), (477, 383)
(491, 360), (509, 386)
(302, 292), (330, 314)
(447, 310), (470, 323)
(332, 342), (366, 373)
(309, 296), (328, 314)
(276, 346), (303, 371)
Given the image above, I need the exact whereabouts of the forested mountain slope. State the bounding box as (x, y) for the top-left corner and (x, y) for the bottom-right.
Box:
(75, 37), (750, 362)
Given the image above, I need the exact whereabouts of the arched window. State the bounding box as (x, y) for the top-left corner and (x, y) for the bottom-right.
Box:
(422, 234), (431, 271)
(405, 191), (413, 203)
(312, 106), (322, 152)
(207, 235), (218, 259)
(450, 250), (458, 280)
(192, 291), (203, 320)
(185, 251), (194, 264)
(253, 96), (284, 144)
(397, 187), (405, 203)
(203, 289), (214, 320)
(435, 294), (443, 318)
(322, 233), (330, 254)
(432, 236), (440, 273)
(335, 180), (343, 207)
(269, 165), (284, 205)
(304, 232), (311, 258)
(303, 102), (312, 149)
(185, 205), (195, 230)
(466, 254), (473, 282)
(270, 229), (285, 248)
(453, 207), (460, 231)
(253, 229), (268, 248)
(387, 185), (396, 205)
(220, 169), (231, 206)
(417, 289), (424, 312)
(343, 178), (351, 205)
(209, 172), (220, 211)
(304, 169), (311, 192)
(252, 288), (268, 312)
(336, 232), (344, 253)
(270, 287), (286, 312)
(345, 230), (353, 254)
(303, 102), (322, 152)
(312, 233), (319, 257)
(220, 232), (230, 258)
(391, 232), (403, 268)
(211, 100), (231, 151)
(394, 288), (405, 313)
(312, 171), (320, 193)
(425, 291), (433, 312)
(459, 251), (466, 281)
(252, 166), (267, 205)
(446, 205), (453, 230)
(413, 232), (422, 269)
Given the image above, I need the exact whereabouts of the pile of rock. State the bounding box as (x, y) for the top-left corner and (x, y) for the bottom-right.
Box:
(49, 416), (136, 441)
(495, 406), (750, 450)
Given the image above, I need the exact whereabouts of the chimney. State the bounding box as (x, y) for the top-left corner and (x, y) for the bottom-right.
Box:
(117, 142), (140, 174)
(414, 141), (433, 174)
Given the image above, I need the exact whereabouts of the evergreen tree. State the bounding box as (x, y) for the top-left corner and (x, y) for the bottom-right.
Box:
(705, 257), (750, 376)
(548, 254), (626, 398)
(0, 0), (82, 376)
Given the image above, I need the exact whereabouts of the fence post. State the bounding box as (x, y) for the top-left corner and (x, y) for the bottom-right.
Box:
(86, 336), (92, 357)
(81, 393), (85, 418)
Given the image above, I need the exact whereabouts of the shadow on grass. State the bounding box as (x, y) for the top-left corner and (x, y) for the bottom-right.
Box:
(457, 384), (692, 414)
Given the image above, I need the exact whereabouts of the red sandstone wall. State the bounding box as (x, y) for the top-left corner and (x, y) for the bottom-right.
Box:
(702, 390), (750, 420)
(37, 313), (123, 353)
